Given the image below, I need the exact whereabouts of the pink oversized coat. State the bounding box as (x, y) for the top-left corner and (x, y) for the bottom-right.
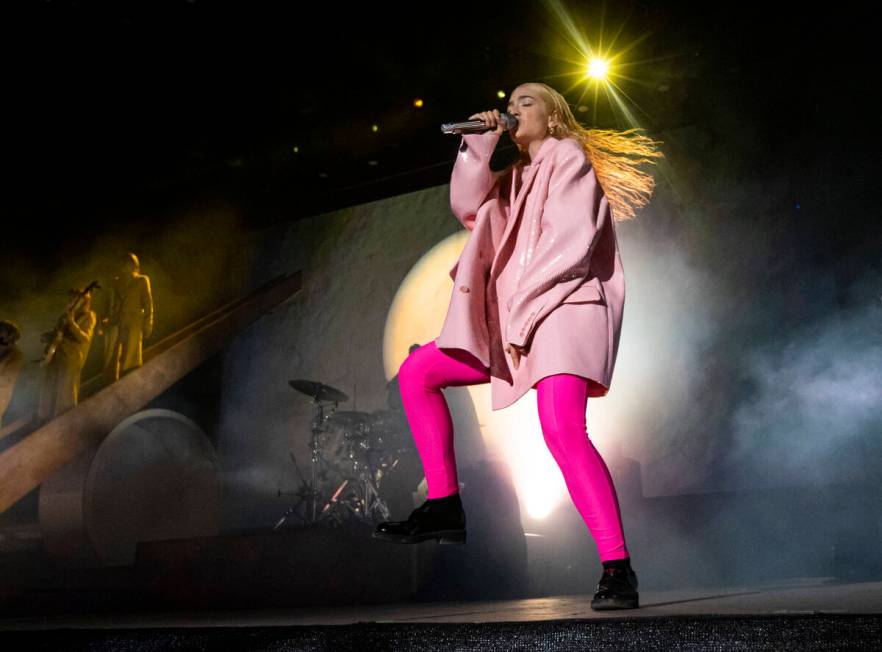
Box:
(434, 130), (626, 410)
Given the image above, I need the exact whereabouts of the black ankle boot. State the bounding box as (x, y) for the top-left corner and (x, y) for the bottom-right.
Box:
(373, 493), (466, 544)
(590, 558), (639, 610)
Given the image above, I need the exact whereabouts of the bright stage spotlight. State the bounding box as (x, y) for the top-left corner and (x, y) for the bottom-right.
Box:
(586, 58), (610, 81)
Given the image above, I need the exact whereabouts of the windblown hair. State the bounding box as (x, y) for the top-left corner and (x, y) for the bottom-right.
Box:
(518, 82), (665, 221)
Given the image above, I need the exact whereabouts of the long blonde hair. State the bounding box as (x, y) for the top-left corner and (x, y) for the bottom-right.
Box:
(517, 82), (664, 221)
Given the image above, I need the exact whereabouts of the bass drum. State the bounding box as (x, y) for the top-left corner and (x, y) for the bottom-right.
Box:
(39, 409), (221, 567)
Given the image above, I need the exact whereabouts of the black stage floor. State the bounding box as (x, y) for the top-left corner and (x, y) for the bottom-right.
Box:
(1, 577), (880, 650)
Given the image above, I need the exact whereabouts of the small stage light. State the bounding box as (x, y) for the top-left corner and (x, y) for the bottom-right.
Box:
(371, 124), (379, 133)
(291, 145), (299, 154)
(587, 58), (610, 81)
(497, 90), (506, 99)
(413, 98), (424, 108)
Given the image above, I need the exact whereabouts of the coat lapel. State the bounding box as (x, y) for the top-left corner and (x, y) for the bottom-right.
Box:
(490, 137), (560, 280)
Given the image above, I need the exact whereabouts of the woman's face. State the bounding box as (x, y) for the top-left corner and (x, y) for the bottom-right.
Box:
(507, 84), (558, 148)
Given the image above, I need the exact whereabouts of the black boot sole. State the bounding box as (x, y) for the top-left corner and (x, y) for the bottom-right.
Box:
(372, 529), (466, 544)
(590, 594), (639, 610)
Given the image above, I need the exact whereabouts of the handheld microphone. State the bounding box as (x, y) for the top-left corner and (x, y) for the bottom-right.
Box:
(441, 113), (518, 134)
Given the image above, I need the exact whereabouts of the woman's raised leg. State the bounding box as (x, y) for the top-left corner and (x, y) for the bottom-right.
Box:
(535, 373), (630, 562)
(397, 340), (491, 499)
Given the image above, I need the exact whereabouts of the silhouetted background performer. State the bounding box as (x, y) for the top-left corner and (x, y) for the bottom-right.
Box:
(0, 320), (25, 423)
(102, 252), (154, 382)
(37, 287), (97, 421)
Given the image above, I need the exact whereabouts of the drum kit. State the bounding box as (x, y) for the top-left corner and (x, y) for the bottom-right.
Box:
(274, 379), (416, 530)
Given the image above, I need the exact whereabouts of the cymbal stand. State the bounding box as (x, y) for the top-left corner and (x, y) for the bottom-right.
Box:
(363, 472), (392, 522)
(275, 398), (339, 528)
(346, 443), (392, 522)
(273, 452), (311, 530)
(307, 398), (338, 523)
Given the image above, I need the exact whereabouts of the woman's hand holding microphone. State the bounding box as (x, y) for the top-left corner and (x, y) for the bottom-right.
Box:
(468, 109), (509, 136)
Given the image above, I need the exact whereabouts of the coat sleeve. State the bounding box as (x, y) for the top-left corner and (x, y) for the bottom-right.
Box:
(449, 131), (505, 231)
(505, 141), (609, 349)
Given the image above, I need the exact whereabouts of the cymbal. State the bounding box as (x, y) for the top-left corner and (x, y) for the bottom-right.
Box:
(288, 379), (349, 403)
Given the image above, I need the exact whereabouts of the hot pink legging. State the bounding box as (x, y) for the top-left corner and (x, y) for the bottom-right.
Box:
(397, 339), (629, 562)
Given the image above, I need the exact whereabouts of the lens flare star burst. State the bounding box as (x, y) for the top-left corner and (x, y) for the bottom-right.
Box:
(540, 0), (663, 128)
(587, 57), (610, 80)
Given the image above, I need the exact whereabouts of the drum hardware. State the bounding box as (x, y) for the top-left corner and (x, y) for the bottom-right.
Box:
(287, 379), (349, 404)
(273, 452), (313, 530)
(315, 474), (392, 525)
(289, 380), (348, 524)
(319, 479), (349, 525)
(276, 379), (407, 530)
(360, 470), (392, 521)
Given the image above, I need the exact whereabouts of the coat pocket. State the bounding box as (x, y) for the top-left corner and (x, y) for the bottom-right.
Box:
(561, 282), (604, 305)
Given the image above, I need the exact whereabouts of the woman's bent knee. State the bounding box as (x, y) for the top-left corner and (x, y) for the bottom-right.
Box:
(399, 341), (442, 387)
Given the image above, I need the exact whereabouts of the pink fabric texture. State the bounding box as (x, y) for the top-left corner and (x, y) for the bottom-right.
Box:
(398, 339), (629, 562)
(436, 132), (626, 411)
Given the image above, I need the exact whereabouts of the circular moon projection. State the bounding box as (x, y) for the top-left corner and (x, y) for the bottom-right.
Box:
(382, 231), (569, 520)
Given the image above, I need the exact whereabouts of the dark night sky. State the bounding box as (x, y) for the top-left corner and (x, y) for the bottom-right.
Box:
(4, 1), (878, 269)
